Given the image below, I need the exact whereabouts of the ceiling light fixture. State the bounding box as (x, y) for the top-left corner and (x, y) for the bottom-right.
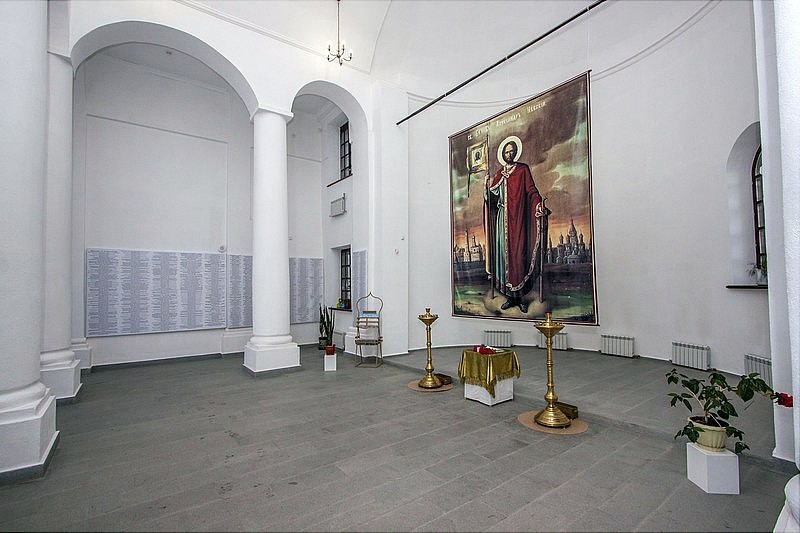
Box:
(327, 0), (352, 66)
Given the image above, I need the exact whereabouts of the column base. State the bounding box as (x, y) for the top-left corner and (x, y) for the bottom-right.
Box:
(0, 383), (59, 484)
(71, 339), (92, 372)
(40, 350), (81, 400)
(243, 337), (300, 374)
(221, 328), (253, 354)
(774, 474), (799, 532)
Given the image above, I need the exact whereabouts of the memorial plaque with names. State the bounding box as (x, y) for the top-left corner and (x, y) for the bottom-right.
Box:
(227, 254), (253, 328)
(87, 249), (226, 337)
(290, 257), (324, 324)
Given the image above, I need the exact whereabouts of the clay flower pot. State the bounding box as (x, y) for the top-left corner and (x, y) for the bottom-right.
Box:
(689, 416), (728, 452)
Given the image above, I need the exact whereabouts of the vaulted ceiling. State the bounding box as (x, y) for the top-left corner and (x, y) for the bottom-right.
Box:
(100, 0), (598, 114)
(193, 0), (592, 98)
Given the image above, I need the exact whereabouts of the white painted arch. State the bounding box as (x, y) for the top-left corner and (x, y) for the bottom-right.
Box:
(70, 20), (258, 117)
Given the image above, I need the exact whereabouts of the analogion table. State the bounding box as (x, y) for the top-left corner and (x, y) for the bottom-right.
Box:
(458, 349), (521, 406)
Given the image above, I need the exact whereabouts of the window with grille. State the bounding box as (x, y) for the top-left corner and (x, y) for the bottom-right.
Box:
(340, 248), (351, 310)
(751, 147), (767, 273)
(339, 122), (352, 180)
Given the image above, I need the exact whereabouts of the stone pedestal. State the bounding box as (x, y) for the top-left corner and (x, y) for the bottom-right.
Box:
(464, 377), (514, 406)
(686, 442), (739, 494)
(324, 353), (337, 372)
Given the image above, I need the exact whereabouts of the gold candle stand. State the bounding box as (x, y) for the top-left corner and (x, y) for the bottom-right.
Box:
(417, 308), (442, 389)
(533, 312), (571, 428)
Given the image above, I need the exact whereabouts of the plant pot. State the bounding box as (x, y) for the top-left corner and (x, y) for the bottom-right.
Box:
(689, 416), (728, 452)
(325, 344), (336, 356)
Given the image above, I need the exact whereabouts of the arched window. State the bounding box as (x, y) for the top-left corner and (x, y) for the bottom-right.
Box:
(751, 147), (767, 272)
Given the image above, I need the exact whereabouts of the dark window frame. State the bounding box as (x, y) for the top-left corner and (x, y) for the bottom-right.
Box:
(751, 147), (767, 272)
(340, 248), (351, 310)
(339, 122), (352, 181)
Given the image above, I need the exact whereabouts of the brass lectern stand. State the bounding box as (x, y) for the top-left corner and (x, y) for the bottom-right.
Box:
(533, 312), (571, 428)
(417, 308), (442, 389)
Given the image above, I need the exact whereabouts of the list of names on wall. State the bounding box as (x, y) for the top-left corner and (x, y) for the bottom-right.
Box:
(227, 254), (253, 328)
(352, 250), (368, 323)
(87, 249), (226, 337)
(290, 257), (324, 324)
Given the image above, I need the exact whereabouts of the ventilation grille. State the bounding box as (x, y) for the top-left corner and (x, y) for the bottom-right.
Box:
(744, 353), (772, 387)
(671, 342), (710, 370)
(483, 330), (512, 348)
(330, 194), (346, 217)
(601, 334), (635, 357)
(539, 332), (568, 350)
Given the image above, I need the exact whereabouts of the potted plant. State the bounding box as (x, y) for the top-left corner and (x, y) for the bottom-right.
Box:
(666, 368), (775, 453)
(319, 304), (335, 354)
(747, 262), (767, 285)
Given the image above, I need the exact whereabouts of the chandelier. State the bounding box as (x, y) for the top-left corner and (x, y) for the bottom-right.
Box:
(327, 0), (352, 65)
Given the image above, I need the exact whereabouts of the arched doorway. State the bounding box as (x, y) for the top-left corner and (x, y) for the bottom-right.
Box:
(71, 24), (259, 366)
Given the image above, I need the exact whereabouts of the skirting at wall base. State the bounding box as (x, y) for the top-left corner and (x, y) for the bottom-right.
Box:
(40, 359), (81, 400)
(221, 328), (253, 354)
(0, 385), (58, 484)
(243, 339), (300, 374)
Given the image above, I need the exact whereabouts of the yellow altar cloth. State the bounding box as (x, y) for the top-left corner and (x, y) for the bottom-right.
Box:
(458, 349), (521, 398)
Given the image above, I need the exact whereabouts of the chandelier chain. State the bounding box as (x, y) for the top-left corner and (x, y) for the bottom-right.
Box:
(327, 0), (352, 65)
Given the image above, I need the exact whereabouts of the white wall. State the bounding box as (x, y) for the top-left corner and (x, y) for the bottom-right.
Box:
(287, 110), (325, 344)
(73, 52), (254, 365)
(408, 1), (769, 374)
(64, 0), (773, 377)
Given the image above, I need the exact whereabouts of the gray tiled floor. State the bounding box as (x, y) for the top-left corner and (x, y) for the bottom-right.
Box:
(0, 345), (795, 532)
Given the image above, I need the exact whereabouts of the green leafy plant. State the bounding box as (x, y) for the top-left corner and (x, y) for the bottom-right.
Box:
(747, 262), (767, 284)
(319, 304), (335, 346)
(666, 368), (775, 454)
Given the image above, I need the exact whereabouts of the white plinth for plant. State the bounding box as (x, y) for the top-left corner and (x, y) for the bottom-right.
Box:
(686, 442), (739, 494)
(464, 377), (514, 406)
(324, 353), (336, 372)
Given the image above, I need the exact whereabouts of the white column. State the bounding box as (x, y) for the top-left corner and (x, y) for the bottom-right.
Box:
(40, 50), (81, 400)
(773, 0), (800, 474)
(243, 109), (300, 373)
(766, 0), (800, 530)
(71, 62), (92, 372)
(0, 0), (59, 479)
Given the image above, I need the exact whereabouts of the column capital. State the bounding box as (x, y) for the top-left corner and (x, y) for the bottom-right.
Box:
(251, 106), (294, 123)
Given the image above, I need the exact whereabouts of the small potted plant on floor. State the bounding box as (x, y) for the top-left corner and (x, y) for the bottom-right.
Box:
(318, 304), (327, 350)
(319, 304), (335, 355)
(666, 368), (775, 453)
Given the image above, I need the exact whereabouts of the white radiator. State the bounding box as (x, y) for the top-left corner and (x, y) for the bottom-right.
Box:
(671, 342), (710, 370)
(538, 332), (568, 350)
(601, 334), (635, 357)
(744, 353), (772, 387)
(483, 330), (512, 348)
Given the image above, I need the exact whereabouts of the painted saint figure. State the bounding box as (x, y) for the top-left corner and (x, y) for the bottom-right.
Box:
(484, 136), (549, 313)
